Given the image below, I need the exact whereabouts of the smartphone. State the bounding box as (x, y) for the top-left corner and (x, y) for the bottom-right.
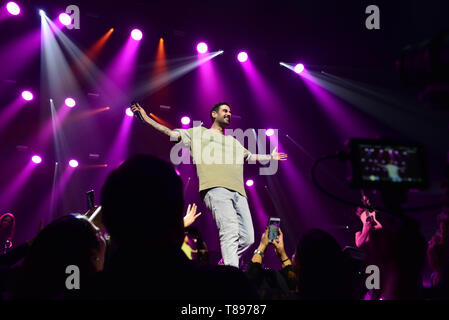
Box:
(86, 190), (95, 210)
(268, 218), (281, 242)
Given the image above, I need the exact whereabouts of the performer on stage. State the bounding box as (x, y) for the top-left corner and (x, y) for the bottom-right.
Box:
(131, 102), (287, 268)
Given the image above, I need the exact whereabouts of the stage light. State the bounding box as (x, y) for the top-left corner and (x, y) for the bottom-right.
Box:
(69, 159), (79, 168)
(59, 13), (72, 26)
(39, 9), (45, 16)
(266, 128), (274, 137)
(131, 29), (143, 41)
(246, 179), (254, 187)
(294, 63), (305, 74)
(175, 169), (181, 176)
(21, 90), (34, 101)
(237, 51), (248, 63)
(196, 42), (208, 54)
(125, 107), (134, 117)
(65, 97), (76, 108)
(31, 155), (42, 164)
(181, 116), (191, 125)
(6, 2), (20, 15)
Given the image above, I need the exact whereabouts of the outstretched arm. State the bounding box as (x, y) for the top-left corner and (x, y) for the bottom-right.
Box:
(247, 146), (288, 162)
(131, 103), (181, 141)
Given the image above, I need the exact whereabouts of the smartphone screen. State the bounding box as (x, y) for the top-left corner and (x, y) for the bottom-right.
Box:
(268, 218), (280, 242)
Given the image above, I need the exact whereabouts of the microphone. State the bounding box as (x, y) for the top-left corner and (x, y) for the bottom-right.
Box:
(131, 101), (145, 124)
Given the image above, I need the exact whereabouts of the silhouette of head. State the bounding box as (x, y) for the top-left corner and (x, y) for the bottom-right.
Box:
(16, 214), (104, 299)
(101, 154), (184, 248)
(294, 229), (351, 299)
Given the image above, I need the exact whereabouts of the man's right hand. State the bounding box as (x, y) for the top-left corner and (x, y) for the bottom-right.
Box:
(131, 103), (149, 121)
(130, 103), (177, 138)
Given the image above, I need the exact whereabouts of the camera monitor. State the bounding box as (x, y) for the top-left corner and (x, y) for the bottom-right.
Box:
(347, 138), (428, 190)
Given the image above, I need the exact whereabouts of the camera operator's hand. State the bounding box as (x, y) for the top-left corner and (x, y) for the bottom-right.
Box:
(131, 103), (149, 122)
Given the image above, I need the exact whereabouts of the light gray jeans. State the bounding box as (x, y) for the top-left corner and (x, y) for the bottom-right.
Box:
(204, 187), (255, 268)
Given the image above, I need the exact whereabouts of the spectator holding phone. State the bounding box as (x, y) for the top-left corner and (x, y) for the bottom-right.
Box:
(246, 226), (296, 299)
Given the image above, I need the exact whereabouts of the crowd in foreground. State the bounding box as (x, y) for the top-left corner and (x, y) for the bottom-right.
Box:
(0, 154), (448, 300)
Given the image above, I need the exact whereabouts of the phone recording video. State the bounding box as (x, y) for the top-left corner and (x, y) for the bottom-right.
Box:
(268, 217), (281, 242)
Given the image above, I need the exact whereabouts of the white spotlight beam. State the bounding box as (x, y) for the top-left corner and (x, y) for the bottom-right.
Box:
(133, 50), (224, 98)
(279, 62), (296, 72)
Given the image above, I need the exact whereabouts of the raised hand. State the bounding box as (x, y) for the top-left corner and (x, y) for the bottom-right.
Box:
(183, 203), (202, 228)
(273, 228), (286, 256)
(259, 227), (270, 250)
(271, 146), (288, 161)
(131, 102), (149, 120)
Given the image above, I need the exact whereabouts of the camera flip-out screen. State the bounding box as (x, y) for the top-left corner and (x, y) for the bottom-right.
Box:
(347, 138), (428, 190)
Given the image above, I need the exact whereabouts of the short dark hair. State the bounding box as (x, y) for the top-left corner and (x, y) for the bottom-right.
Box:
(15, 214), (100, 299)
(210, 102), (230, 122)
(101, 154), (184, 247)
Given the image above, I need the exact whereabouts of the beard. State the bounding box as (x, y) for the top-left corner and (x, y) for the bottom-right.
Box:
(219, 116), (230, 126)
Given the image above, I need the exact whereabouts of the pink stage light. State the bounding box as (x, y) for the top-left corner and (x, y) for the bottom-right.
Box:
(266, 128), (274, 137)
(125, 107), (134, 117)
(31, 155), (42, 164)
(65, 97), (76, 108)
(246, 179), (254, 187)
(181, 116), (191, 125)
(6, 2), (20, 15)
(237, 51), (248, 63)
(175, 169), (181, 176)
(294, 63), (305, 74)
(131, 29), (143, 41)
(69, 159), (79, 168)
(21, 90), (34, 101)
(196, 42), (208, 54)
(58, 13), (72, 26)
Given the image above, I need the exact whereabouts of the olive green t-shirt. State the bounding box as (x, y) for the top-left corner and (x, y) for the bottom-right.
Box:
(174, 126), (251, 197)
